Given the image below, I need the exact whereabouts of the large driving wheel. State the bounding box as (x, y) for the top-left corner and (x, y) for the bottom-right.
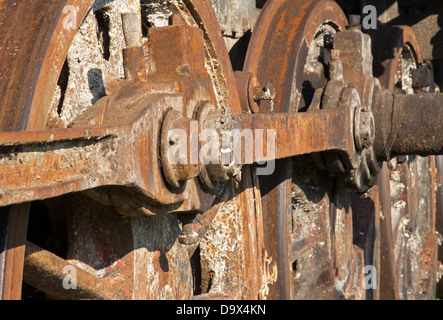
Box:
(370, 24), (441, 300)
(0, 0), (266, 300)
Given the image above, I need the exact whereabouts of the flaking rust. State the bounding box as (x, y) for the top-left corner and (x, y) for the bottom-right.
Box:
(2, 0), (443, 301)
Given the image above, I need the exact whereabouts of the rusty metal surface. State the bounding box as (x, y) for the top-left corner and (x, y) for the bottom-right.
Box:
(24, 240), (128, 300)
(0, 22), (217, 214)
(244, 0), (349, 299)
(372, 91), (443, 160)
(209, 0), (260, 39)
(370, 24), (440, 300)
(0, 0), (74, 300)
(379, 93), (443, 158)
(0, 0), (68, 131)
(0, 0), (268, 300)
(1, 0), (443, 301)
(0, 205), (30, 300)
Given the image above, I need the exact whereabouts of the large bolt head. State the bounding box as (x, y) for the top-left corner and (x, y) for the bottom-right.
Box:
(355, 107), (375, 151)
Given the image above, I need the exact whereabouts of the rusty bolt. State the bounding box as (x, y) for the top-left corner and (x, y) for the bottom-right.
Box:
(359, 111), (375, 149)
(253, 83), (276, 102)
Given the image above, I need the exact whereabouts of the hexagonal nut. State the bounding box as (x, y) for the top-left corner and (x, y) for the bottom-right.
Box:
(355, 108), (375, 151)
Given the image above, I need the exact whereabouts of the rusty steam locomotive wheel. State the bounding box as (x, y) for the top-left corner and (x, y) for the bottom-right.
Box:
(1, 0), (267, 300)
(1, 0), (441, 301)
(244, 0), (372, 299)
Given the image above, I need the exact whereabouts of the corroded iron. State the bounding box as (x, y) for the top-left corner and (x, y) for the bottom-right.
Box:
(0, 0), (267, 301)
(1, 0), (443, 301)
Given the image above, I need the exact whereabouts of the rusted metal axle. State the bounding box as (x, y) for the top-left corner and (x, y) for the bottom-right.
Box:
(373, 92), (443, 160)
